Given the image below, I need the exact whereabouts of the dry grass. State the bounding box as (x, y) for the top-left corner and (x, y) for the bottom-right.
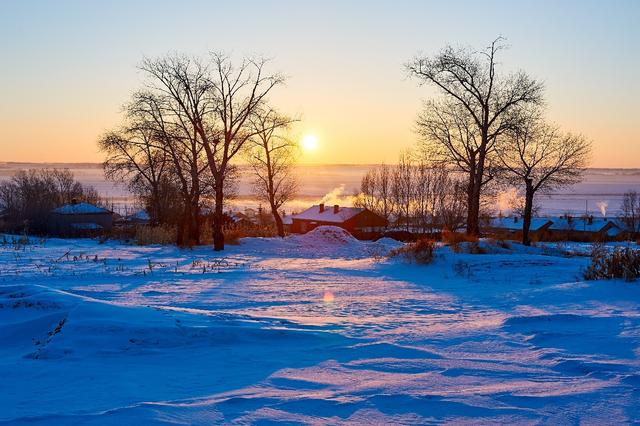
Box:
(223, 224), (278, 245)
(584, 244), (640, 281)
(135, 226), (176, 246)
(441, 230), (483, 253)
(389, 238), (436, 264)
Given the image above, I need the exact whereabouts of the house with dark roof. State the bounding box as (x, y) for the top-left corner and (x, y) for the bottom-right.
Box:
(290, 204), (387, 237)
(486, 215), (624, 241)
(48, 201), (113, 236)
(546, 215), (623, 240)
(486, 216), (554, 237)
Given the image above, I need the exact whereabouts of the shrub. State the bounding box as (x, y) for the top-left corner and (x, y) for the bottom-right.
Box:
(442, 230), (479, 253)
(135, 226), (176, 246)
(389, 238), (436, 264)
(584, 244), (640, 281)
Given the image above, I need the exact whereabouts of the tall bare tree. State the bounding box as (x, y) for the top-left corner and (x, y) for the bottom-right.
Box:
(201, 54), (285, 250)
(135, 53), (285, 249)
(137, 57), (214, 246)
(407, 38), (544, 235)
(246, 108), (298, 237)
(497, 111), (591, 245)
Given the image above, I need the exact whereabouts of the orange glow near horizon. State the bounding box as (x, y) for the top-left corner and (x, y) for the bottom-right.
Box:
(0, 2), (638, 168)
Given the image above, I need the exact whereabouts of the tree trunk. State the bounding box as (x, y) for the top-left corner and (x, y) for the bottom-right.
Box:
(522, 179), (534, 246)
(466, 173), (481, 236)
(190, 199), (200, 246)
(177, 202), (190, 246)
(272, 206), (285, 237)
(212, 187), (225, 251)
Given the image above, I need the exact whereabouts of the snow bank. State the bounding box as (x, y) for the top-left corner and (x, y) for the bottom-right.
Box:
(293, 225), (359, 246)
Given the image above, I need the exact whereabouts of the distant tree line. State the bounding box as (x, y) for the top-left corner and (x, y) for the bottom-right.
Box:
(99, 53), (298, 249)
(353, 156), (466, 234)
(0, 169), (99, 234)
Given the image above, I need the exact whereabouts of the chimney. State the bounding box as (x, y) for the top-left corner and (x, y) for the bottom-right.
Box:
(319, 203), (325, 213)
(71, 198), (78, 205)
(513, 216), (518, 223)
(588, 215), (593, 225)
(333, 205), (339, 214)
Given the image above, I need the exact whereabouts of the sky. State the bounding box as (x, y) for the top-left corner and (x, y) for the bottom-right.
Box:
(0, 0), (638, 167)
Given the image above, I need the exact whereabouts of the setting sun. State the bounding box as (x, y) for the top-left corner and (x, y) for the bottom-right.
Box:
(301, 134), (319, 152)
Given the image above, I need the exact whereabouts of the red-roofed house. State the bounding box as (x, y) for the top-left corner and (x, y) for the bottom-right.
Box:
(291, 204), (387, 237)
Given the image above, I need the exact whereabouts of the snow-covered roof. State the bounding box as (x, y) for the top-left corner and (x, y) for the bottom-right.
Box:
(52, 202), (111, 215)
(548, 217), (619, 233)
(489, 217), (553, 231)
(292, 205), (364, 224)
(127, 210), (150, 222)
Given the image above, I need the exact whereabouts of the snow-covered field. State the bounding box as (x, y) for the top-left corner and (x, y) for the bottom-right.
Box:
(1, 228), (639, 424)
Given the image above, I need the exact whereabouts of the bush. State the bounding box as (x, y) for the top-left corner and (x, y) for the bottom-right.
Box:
(584, 244), (640, 281)
(135, 226), (176, 246)
(389, 238), (436, 264)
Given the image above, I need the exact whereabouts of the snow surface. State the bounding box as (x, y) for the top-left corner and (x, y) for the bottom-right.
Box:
(1, 229), (640, 424)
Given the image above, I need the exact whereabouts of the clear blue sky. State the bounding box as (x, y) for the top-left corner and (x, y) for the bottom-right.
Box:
(1, 0), (638, 166)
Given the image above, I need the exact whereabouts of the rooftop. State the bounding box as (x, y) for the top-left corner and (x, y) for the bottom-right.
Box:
(293, 205), (364, 223)
(52, 202), (111, 215)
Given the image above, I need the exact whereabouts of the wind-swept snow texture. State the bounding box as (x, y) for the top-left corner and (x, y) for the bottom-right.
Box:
(1, 231), (639, 424)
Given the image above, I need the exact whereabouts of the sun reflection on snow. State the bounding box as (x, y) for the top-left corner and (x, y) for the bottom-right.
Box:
(323, 290), (335, 304)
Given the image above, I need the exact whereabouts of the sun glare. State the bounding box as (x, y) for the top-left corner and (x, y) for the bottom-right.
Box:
(301, 134), (319, 152)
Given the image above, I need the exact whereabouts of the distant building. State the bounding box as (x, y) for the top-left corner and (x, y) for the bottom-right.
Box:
(48, 201), (113, 237)
(291, 204), (387, 237)
(486, 216), (553, 237)
(126, 210), (151, 225)
(486, 215), (623, 241)
(546, 215), (623, 240)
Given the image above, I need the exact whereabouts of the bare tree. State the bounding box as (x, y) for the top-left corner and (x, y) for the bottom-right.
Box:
(136, 56), (215, 246)
(99, 120), (172, 225)
(392, 152), (415, 232)
(497, 112), (591, 245)
(621, 190), (640, 235)
(407, 37), (544, 236)
(354, 164), (394, 225)
(246, 108), (298, 237)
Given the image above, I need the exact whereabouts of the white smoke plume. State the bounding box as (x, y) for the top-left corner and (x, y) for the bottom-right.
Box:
(495, 188), (524, 216)
(319, 184), (355, 206)
(596, 201), (608, 217)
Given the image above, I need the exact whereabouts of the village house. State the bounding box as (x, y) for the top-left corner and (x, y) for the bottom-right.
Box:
(48, 200), (113, 237)
(290, 204), (387, 238)
(546, 215), (623, 240)
(487, 215), (624, 241)
(486, 216), (554, 238)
